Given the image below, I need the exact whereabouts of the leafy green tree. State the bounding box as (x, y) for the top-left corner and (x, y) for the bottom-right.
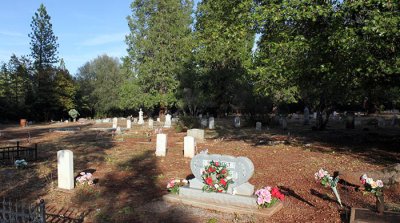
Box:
(125, 0), (193, 114)
(29, 3), (59, 121)
(54, 59), (76, 115)
(76, 55), (122, 117)
(193, 0), (256, 114)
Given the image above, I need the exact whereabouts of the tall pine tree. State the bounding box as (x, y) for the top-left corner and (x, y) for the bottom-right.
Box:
(29, 3), (59, 121)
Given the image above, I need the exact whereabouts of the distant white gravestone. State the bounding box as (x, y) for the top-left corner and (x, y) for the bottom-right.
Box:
(234, 116), (240, 128)
(184, 136), (196, 158)
(148, 118), (154, 129)
(208, 117), (215, 129)
(155, 134), (167, 156)
(201, 118), (208, 128)
(138, 108), (144, 125)
(304, 107), (310, 125)
(57, 150), (74, 190)
(127, 119), (132, 129)
(112, 117), (118, 128)
(164, 114), (172, 128)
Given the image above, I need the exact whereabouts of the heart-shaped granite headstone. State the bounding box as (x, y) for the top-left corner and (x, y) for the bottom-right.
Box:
(190, 153), (254, 187)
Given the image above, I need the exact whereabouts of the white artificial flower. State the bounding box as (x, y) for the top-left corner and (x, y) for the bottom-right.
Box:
(366, 178), (373, 184)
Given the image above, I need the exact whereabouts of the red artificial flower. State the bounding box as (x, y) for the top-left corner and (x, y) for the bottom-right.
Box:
(360, 179), (366, 185)
(208, 167), (215, 173)
(215, 162), (219, 166)
(218, 189), (223, 193)
(278, 194), (285, 201)
(220, 179), (227, 186)
(206, 177), (213, 185)
(271, 187), (280, 196)
(221, 169), (226, 174)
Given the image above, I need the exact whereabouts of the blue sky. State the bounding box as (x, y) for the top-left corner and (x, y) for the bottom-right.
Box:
(0, 1), (135, 74)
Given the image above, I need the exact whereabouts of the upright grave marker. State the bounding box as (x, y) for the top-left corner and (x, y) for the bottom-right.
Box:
(112, 117), (118, 128)
(163, 153), (283, 217)
(234, 116), (240, 128)
(127, 119), (132, 129)
(208, 117), (215, 129)
(148, 118), (154, 129)
(138, 108), (144, 125)
(155, 134), (167, 156)
(184, 136), (196, 158)
(57, 150), (74, 190)
(256, 122), (262, 131)
(164, 114), (172, 128)
(187, 129), (205, 142)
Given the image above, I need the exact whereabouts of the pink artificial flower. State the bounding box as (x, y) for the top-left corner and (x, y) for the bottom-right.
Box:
(318, 169), (326, 178)
(376, 180), (384, 187)
(257, 196), (264, 205)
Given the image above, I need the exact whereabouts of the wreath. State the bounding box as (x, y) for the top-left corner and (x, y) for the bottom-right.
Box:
(202, 160), (233, 192)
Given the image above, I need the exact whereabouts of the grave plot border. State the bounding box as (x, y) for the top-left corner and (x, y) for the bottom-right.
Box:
(0, 142), (38, 165)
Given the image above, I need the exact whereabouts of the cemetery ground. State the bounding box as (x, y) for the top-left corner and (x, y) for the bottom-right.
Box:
(0, 118), (399, 222)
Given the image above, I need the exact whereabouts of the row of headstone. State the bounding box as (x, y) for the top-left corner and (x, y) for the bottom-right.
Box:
(155, 129), (205, 158)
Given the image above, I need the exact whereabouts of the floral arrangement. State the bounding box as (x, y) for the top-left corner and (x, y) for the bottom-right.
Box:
(255, 187), (285, 208)
(166, 178), (188, 194)
(314, 168), (342, 207)
(15, 159), (28, 169)
(360, 174), (384, 196)
(314, 168), (338, 187)
(202, 160), (233, 192)
(76, 172), (94, 186)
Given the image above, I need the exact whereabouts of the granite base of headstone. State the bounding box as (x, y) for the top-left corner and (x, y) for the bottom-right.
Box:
(163, 153), (282, 217)
(155, 134), (167, 156)
(350, 208), (400, 223)
(57, 150), (74, 190)
(187, 129), (205, 142)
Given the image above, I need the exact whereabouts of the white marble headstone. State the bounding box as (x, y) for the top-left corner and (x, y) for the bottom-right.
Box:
(208, 117), (215, 129)
(148, 118), (154, 129)
(127, 119), (132, 129)
(184, 136), (196, 158)
(157, 117), (161, 122)
(155, 134), (167, 156)
(112, 117), (118, 128)
(138, 108), (144, 125)
(200, 118), (208, 128)
(164, 114), (172, 128)
(57, 150), (74, 190)
(187, 129), (204, 142)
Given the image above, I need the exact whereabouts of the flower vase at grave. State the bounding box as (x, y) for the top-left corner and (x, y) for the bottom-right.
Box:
(331, 186), (342, 208)
(376, 194), (384, 215)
